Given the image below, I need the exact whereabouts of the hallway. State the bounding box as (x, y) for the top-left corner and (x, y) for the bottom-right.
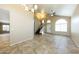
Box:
(1, 34), (79, 54)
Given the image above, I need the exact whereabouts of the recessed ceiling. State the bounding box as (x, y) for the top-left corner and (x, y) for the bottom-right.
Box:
(38, 4), (77, 16)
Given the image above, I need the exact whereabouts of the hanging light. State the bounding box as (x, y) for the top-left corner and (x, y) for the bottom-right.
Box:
(31, 8), (34, 13)
(42, 20), (44, 23)
(51, 14), (53, 16)
(47, 20), (51, 23)
(35, 10), (47, 21)
(34, 4), (38, 10)
(25, 6), (29, 11)
(22, 4), (38, 13)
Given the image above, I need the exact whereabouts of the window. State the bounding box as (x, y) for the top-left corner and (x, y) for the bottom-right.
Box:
(55, 19), (67, 32)
(3, 25), (9, 31)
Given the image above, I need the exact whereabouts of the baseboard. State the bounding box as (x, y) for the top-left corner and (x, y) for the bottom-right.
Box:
(10, 36), (33, 46)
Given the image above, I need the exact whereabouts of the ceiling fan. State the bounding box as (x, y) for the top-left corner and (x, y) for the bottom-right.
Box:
(50, 9), (55, 16)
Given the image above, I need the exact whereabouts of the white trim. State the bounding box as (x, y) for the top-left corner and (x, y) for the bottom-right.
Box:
(10, 37), (33, 46)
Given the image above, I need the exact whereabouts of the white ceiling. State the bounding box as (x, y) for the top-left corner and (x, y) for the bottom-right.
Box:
(38, 4), (77, 16)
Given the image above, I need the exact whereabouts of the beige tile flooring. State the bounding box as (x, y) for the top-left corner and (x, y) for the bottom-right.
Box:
(0, 34), (79, 54)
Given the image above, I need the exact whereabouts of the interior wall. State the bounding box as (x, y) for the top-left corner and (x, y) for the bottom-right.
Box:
(0, 4), (34, 45)
(71, 5), (79, 47)
(50, 16), (71, 36)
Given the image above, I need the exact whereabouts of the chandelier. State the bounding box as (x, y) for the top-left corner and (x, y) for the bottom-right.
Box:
(22, 4), (38, 13)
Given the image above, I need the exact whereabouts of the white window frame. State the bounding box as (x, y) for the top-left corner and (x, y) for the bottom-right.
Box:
(55, 19), (67, 32)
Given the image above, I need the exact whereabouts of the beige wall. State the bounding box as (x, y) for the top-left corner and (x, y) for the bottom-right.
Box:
(0, 4), (34, 45)
(71, 5), (79, 47)
(46, 16), (71, 36)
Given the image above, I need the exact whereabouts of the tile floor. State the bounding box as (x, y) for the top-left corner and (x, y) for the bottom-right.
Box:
(0, 34), (79, 54)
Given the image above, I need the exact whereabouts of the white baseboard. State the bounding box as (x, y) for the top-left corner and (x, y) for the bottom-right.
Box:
(10, 37), (33, 46)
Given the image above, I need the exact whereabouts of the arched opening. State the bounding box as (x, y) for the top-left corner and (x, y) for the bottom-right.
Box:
(55, 19), (67, 32)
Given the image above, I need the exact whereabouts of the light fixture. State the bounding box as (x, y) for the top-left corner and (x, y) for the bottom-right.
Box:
(50, 10), (55, 16)
(31, 8), (34, 13)
(34, 4), (38, 10)
(42, 20), (44, 23)
(51, 14), (53, 16)
(22, 4), (38, 13)
(35, 11), (47, 21)
(25, 6), (29, 11)
(47, 20), (51, 23)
